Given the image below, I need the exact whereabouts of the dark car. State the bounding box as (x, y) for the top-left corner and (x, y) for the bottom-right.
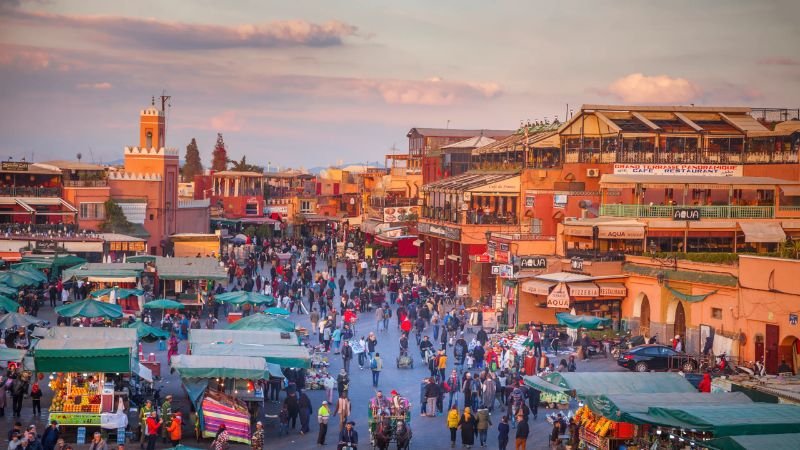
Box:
(617, 344), (698, 372)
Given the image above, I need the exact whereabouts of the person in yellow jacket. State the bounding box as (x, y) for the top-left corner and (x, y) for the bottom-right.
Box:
(447, 404), (460, 448)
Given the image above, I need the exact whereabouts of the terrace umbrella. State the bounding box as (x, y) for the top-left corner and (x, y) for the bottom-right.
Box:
(555, 313), (612, 330)
(215, 291), (276, 306)
(0, 312), (44, 328)
(125, 319), (170, 342)
(0, 295), (21, 313)
(90, 287), (145, 299)
(143, 299), (185, 310)
(264, 307), (290, 316)
(228, 313), (295, 332)
(54, 299), (124, 319)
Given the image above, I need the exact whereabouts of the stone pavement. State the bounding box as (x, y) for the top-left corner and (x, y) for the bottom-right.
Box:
(2, 262), (625, 450)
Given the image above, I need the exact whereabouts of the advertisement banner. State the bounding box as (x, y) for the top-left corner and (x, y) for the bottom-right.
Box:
(383, 206), (420, 223)
(547, 283), (570, 308)
(613, 164), (742, 176)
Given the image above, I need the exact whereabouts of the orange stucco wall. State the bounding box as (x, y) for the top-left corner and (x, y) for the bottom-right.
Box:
(62, 186), (110, 230)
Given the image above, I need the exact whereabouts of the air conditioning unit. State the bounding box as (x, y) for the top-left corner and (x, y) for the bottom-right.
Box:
(586, 168), (600, 178)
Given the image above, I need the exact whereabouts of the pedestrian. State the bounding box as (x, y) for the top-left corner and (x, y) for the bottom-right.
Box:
(357, 336), (367, 369)
(476, 407), (492, 447)
(317, 400), (330, 445)
(515, 417), (529, 450)
(284, 391), (299, 430)
(338, 421), (358, 450)
(41, 421), (59, 450)
(161, 395), (174, 443)
(250, 421), (264, 450)
(375, 304), (384, 332)
(497, 416), (510, 450)
(310, 308), (320, 335)
(527, 387), (540, 420)
(166, 411), (182, 446)
(11, 375), (28, 417)
(0, 375), (7, 417)
(30, 383), (42, 415)
(341, 339), (353, 372)
(298, 390), (312, 434)
(323, 372), (336, 404)
(212, 424), (228, 450)
(337, 368), (350, 398)
(145, 411), (161, 450)
(333, 392), (351, 432)
(458, 407), (476, 449)
(278, 404), (290, 436)
(447, 405), (459, 448)
(332, 327), (343, 354)
(371, 353), (383, 387)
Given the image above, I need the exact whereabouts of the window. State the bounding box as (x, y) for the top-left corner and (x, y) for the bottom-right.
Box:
(711, 307), (723, 319)
(245, 202), (258, 216)
(300, 200), (313, 213)
(531, 218), (542, 234)
(79, 202), (105, 220)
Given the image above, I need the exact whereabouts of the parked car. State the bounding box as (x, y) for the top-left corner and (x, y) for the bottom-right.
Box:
(617, 344), (698, 372)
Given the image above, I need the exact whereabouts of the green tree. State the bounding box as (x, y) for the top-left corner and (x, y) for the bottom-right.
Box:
(182, 138), (203, 182)
(100, 200), (133, 233)
(227, 155), (264, 173)
(211, 133), (228, 172)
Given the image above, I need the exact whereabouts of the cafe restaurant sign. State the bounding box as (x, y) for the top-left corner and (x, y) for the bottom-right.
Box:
(547, 283), (571, 309)
(613, 163), (742, 177)
(418, 222), (461, 241)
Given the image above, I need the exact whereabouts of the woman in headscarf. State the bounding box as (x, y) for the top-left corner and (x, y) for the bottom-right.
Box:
(458, 406), (476, 448)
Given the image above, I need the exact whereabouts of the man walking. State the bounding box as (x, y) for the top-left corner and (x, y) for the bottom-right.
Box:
(341, 340), (353, 372)
(333, 392), (351, 432)
(371, 353), (383, 387)
(317, 401), (330, 445)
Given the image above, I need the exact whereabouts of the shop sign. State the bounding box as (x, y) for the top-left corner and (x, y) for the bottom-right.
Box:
(568, 283), (599, 297)
(264, 205), (288, 214)
(672, 208), (701, 221)
(1, 161), (29, 171)
(109, 241), (147, 252)
(791, 313), (798, 326)
(383, 206), (420, 223)
(598, 226), (645, 239)
(494, 294), (504, 309)
(498, 264), (514, 278)
(487, 241), (496, 259)
(491, 265), (500, 275)
(35, 240), (59, 250)
(474, 253), (490, 263)
(613, 163), (742, 176)
(525, 195), (535, 208)
(518, 256), (547, 269)
(547, 283), (570, 308)
(49, 413), (101, 426)
(418, 222), (461, 241)
(495, 250), (510, 264)
(571, 257), (584, 272)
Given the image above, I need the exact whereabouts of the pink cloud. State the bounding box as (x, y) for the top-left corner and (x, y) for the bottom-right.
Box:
(606, 73), (702, 104)
(375, 77), (502, 106)
(0, 44), (50, 70)
(210, 111), (243, 132)
(76, 82), (112, 90)
(3, 9), (358, 50)
(758, 57), (800, 66)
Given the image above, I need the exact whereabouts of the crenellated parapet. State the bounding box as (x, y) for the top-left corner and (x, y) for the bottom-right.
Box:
(123, 146), (179, 157)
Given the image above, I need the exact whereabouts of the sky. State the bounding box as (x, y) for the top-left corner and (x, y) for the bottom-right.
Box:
(1, 0), (799, 169)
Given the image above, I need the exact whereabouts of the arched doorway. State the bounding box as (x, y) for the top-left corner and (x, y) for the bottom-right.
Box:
(633, 293), (651, 338)
(779, 335), (800, 375)
(674, 302), (686, 341)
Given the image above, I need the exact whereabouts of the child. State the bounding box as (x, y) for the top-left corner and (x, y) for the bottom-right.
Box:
(466, 352), (475, 370)
(278, 404), (289, 436)
(30, 383), (43, 415)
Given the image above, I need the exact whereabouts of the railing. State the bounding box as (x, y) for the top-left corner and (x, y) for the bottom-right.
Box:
(491, 232), (556, 241)
(0, 186), (61, 197)
(778, 205), (800, 212)
(565, 249), (630, 261)
(464, 211), (518, 225)
(370, 197), (419, 208)
(421, 206), (461, 224)
(600, 204), (775, 219)
(64, 180), (108, 188)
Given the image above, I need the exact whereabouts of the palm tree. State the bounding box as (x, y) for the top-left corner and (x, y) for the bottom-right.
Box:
(227, 155), (263, 173)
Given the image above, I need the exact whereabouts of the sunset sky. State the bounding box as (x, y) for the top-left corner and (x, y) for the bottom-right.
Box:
(1, 0), (798, 168)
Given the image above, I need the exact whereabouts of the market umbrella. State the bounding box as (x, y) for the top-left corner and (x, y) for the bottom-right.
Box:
(11, 261), (52, 271)
(125, 319), (170, 342)
(0, 312), (44, 328)
(0, 270), (42, 288)
(0, 285), (17, 297)
(215, 291), (276, 306)
(555, 313), (612, 330)
(90, 287), (145, 299)
(228, 313), (295, 332)
(264, 306), (290, 316)
(143, 298), (185, 310)
(231, 234), (248, 245)
(54, 299), (124, 319)
(0, 295), (21, 313)
(11, 269), (48, 283)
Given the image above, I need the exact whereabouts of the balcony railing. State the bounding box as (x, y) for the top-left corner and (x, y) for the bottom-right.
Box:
(422, 206), (461, 224)
(565, 249), (632, 261)
(64, 180), (108, 188)
(0, 186), (61, 197)
(465, 211), (518, 225)
(600, 204), (775, 219)
(370, 197), (419, 208)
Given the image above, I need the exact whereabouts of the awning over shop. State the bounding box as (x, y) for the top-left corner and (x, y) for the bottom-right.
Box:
(34, 339), (132, 372)
(568, 282), (599, 297)
(171, 354), (271, 379)
(584, 392), (752, 424)
(598, 224), (645, 239)
(597, 282), (627, 297)
(190, 342), (311, 368)
(62, 263), (144, 282)
(739, 222), (786, 243)
(521, 279), (556, 295)
(781, 186), (800, 196)
(525, 372), (696, 400)
(563, 225), (594, 237)
(629, 404), (800, 437)
(422, 171), (521, 193)
(188, 329), (301, 346)
(134, 362), (154, 383)
(707, 433), (800, 450)
(12, 197), (78, 214)
(302, 214), (330, 223)
(0, 348), (26, 363)
(154, 256), (227, 280)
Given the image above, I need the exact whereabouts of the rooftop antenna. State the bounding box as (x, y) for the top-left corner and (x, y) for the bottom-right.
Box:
(159, 90), (172, 146)
(446, 119), (450, 129)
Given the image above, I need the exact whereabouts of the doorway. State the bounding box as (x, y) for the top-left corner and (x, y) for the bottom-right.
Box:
(673, 301), (686, 340)
(640, 296), (651, 338)
(766, 324), (780, 374)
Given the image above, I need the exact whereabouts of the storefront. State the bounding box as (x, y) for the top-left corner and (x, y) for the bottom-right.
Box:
(563, 218), (646, 254)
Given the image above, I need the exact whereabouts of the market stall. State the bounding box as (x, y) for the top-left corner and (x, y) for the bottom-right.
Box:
(34, 327), (137, 435)
(62, 263), (145, 312)
(153, 257), (227, 312)
(190, 342), (311, 368)
(706, 433), (800, 450)
(188, 329), (301, 347)
(171, 354), (273, 445)
(226, 313), (298, 333)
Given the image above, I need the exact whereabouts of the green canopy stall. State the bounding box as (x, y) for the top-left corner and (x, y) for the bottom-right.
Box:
(190, 342), (311, 368)
(0, 295), (21, 313)
(0, 270), (44, 288)
(227, 313), (296, 332)
(54, 299), (124, 319)
(188, 329), (301, 347)
(556, 312), (612, 330)
(630, 404), (800, 437)
(170, 354), (272, 379)
(214, 291), (276, 306)
(35, 339), (133, 373)
(707, 433), (800, 450)
(524, 372), (697, 399)
(90, 287), (145, 299)
(0, 312), (44, 328)
(62, 263), (144, 283)
(584, 392), (753, 424)
(143, 298), (185, 310)
(125, 319), (171, 342)
(264, 306), (290, 316)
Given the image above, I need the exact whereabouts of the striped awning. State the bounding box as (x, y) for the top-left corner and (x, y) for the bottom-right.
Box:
(521, 279), (556, 295)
